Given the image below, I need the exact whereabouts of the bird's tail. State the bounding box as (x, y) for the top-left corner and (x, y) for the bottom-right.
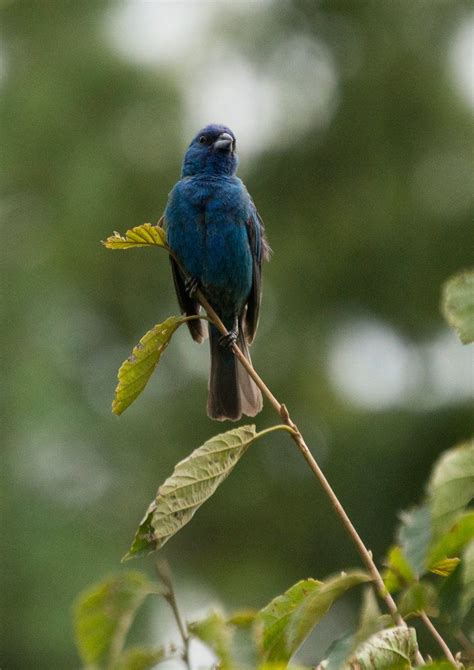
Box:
(207, 322), (263, 421)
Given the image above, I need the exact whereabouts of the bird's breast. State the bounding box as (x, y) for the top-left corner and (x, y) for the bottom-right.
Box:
(165, 178), (253, 314)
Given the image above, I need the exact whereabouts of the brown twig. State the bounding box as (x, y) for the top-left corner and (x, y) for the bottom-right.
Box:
(419, 611), (458, 667)
(191, 285), (428, 666)
(155, 240), (462, 666)
(156, 561), (191, 669)
(455, 630), (474, 659)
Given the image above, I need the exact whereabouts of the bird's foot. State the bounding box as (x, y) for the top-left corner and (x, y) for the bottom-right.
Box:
(184, 276), (199, 298)
(219, 329), (238, 350)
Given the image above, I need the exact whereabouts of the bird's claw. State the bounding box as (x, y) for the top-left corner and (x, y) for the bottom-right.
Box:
(184, 276), (199, 298)
(219, 329), (238, 349)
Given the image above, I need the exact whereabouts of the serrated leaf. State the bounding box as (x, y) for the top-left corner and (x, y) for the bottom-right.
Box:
(344, 626), (418, 669)
(257, 571), (370, 663)
(113, 316), (190, 415)
(397, 505), (432, 577)
(189, 611), (234, 670)
(399, 581), (439, 618)
(442, 270), (474, 344)
(428, 441), (474, 536)
(383, 546), (416, 593)
(115, 646), (166, 670)
(73, 572), (155, 667)
(428, 512), (474, 568)
(103, 223), (167, 250)
(125, 425), (258, 559)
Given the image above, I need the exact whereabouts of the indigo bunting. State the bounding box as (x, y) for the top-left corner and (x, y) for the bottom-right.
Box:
(164, 124), (270, 421)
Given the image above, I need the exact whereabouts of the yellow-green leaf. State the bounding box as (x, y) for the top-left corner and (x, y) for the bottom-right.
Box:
(429, 557), (461, 577)
(427, 441), (474, 536)
(73, 572), (155, 667)
(399, 581), (438, 617)
(442, 270), (474, 344)
(102, 223), (167, 250)
(383, 546), (416, 593)
(227, 609), (258, 627)
(257, 571), (370, 663)
(125, 425), (258, 559)
(116, 646), (166, 670)
(113, 316), (189, 415)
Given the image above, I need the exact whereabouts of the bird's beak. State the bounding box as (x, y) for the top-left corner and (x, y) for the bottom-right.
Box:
(214, 132), (234, 151)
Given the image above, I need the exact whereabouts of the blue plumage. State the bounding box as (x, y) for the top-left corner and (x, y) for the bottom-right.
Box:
(163, 124), (269, 421)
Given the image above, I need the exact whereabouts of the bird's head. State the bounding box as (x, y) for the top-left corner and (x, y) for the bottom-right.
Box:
(181, 124), (238, 177)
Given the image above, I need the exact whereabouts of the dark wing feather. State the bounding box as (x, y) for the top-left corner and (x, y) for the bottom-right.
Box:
(169, 257), (205, 343)
(245, 204), (271, 344)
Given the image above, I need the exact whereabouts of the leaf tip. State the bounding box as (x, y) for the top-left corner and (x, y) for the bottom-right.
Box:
(111, 401), (123, 416)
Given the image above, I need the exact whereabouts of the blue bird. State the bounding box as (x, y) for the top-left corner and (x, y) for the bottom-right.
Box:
(163, 124), (270, 421)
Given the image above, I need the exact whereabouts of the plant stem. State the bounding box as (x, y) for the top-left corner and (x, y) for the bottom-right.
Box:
(193, 287), (427, 666)
(419, 611), (458, 666)
(455, 630), (474, 658)
(156, 561), (191, 670)
(256, 424), (298, 440)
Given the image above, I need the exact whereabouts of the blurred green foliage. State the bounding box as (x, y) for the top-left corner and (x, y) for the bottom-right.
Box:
(1, 1), (472, 667)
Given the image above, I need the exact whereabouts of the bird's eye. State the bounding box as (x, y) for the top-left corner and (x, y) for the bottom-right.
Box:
(199, 135), (206, 144)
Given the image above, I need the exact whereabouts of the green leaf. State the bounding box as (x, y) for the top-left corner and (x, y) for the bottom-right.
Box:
(428, 512), (474, 568)
(324, 589), (391, 670)
(399, 581), (438, 618)
(383, 546), (416, 593)
(428, 441), (474, 536)
(257, 570), (370, 663)
(112, 316), (190, 415)
(258, 665), (309, 670)
(397, 505), (432, 577)
(102, 223), (167, 250)
(125, 425), (258, 559)
(344, 626), (418, 669)
(460, 540), (474, 622)
(358, 586), (383, 629)
(423, 663), (459, 670)
(323, 632), (357, 670)
(442, 270), (474, 344)
(438, 540), (474, 629)
(189, 611), (234, 670)
(73, 572), (155, 668)
(115, 646), (166, 670)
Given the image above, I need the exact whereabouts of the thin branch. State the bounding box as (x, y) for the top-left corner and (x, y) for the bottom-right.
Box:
(156, 561), (191, 670)
(419, 611), (458, 667)
(455, 630), (474, 658)
(161, 244), (430, 664)
(191, 284), (427, 666)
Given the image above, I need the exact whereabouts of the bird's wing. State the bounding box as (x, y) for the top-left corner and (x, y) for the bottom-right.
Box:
(169, 257), (205, 343)
(245, 202), (271, 344)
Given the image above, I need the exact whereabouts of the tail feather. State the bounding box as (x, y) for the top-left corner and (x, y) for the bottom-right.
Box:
(207, 324), (262, 421)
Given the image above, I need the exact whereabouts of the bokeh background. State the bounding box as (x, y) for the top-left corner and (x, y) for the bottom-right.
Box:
(1, 1), (473, 667)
